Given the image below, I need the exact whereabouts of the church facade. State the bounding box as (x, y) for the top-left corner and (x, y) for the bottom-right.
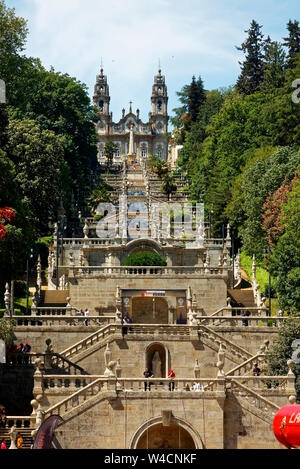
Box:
(93, 67), (169, 163)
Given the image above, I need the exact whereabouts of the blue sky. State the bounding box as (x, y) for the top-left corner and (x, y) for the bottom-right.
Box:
(5, 0), (300, 124)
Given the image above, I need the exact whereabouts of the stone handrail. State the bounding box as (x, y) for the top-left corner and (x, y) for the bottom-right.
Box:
(32, 307), (79, 317)
(206, 307), (267, 318)
(225, 353), (265, 376)
(58, 324), (198, 363)
(13, 315), (115, 327)
(68, 265), (225, 276)
(59, 323), (119, 361)
(229, 378), (280, 422)
(198, 325), (253, 363)
(43, 377), (224, 421)
(198, 316), (286, 328)
(1, 416), (35, 429)
(227, 375), (290, 391)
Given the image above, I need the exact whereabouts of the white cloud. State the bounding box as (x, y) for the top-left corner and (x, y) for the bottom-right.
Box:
(6, 0), (298, 121)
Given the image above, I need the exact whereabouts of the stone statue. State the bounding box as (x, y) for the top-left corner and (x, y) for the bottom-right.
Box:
(9, 426), (17, 450)
(152, 351), (162, 378)
(104, 361), (117, 377)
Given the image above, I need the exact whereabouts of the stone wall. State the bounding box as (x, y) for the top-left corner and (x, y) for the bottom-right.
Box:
(53, 392), (225, 449)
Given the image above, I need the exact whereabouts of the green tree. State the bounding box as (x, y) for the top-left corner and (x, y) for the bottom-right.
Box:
(261, 41), (286, 91)
(241, 147), (300, 259)
(104, 141), (118, 167)
(6, 119), (69, 236)
(269, 176), (300, 312)
(283, 19), (300, 69)
(187, 75), (206, 125)
(0, 318), (16, 343)
(265, 317), (300, 400)
(236, 20), (266, 95)
(160, 173), (177, 201)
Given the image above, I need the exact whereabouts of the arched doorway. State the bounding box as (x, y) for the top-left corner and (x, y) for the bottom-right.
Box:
(131, 297), (168, 324)
(131, 417), (201, 449)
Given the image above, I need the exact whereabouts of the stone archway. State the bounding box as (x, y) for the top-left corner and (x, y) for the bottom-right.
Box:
(131, 297), (168, 324)
(130, 416), (202, 449)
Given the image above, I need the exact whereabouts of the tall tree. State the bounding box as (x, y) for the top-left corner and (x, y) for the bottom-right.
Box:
(261, 41), (286, 91)
(6, 119), (68, 236)
(236, 20), (265, 95)
(283, 19), (300, 68)
(187, 75), (206, 126)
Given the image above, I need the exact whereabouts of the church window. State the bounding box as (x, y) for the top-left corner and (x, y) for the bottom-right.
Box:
(99, 101), (104, 111)
(141, 149), (147, 157)
(157, 101), (162, 112)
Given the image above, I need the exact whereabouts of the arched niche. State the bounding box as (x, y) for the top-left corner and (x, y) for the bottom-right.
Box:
(145, 342), (169, 378)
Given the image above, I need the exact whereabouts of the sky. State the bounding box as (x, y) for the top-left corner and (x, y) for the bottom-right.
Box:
(5, 0), (300, 124)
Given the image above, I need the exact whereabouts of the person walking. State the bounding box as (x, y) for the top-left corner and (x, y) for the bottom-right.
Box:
(16, 433), (23, 449)
(168, 369), (176, 391)
(1, 439), (7, 449)
(84, 308), (89, 326)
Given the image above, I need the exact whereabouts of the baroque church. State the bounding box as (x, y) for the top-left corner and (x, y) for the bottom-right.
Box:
(0, 65), (296, 451)
(94, 67), (169, 163)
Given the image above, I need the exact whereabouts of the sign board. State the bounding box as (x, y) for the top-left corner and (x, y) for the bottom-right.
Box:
(141, 291), (166, 297)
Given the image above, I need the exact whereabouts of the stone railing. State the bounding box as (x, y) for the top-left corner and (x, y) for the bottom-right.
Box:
(198, 315), (287, 328)
(226, 375), (292, 392)
(225, 353), (265, 377)
(32, 307), (79, 317)
(13, 315), (115, 327)
(198, 325), (253, 363)
(59, 323), (120, 362)
(1, 416), (35, 429)
(229, 378), (280, 422)
(69, 265), (225, 277)
(207, 307), (267, 318)
(42, 376), (225, 421)
(42, 376), (221, 394)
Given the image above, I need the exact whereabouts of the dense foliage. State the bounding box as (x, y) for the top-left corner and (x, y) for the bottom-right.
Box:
(172, 19), (300, 314)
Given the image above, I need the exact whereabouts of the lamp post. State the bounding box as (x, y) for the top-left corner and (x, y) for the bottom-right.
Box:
(264, 247), (272, 317)
(55, 202), (66, 290)
(209, 209), (213, 239)
(26, 249), (34, 316)
(231, 231), (235, 290)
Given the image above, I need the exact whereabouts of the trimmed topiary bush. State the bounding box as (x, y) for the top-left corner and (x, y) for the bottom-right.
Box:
(123, 251), (167, 266)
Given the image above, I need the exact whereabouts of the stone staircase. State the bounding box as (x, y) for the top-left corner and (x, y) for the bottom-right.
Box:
(0, 427), (34, 449)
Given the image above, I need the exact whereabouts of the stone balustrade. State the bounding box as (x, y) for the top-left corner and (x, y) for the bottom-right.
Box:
(13, 315), (114, 327)
(198, 315), (289, 328)
(68, 265), (225, 277)
(226, 354), (265, 377)
(42, 376), (221, 394)
(207, 307), (267, 317)
(226, 375), (291, 391)
(2, 416), (35, 429)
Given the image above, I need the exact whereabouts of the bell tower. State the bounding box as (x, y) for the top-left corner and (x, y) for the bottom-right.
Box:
(93, 66), (110, 117)
(149, 68), (169, 135)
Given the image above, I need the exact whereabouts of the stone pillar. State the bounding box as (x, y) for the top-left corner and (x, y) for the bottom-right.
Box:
(128, 124), (135, 155)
